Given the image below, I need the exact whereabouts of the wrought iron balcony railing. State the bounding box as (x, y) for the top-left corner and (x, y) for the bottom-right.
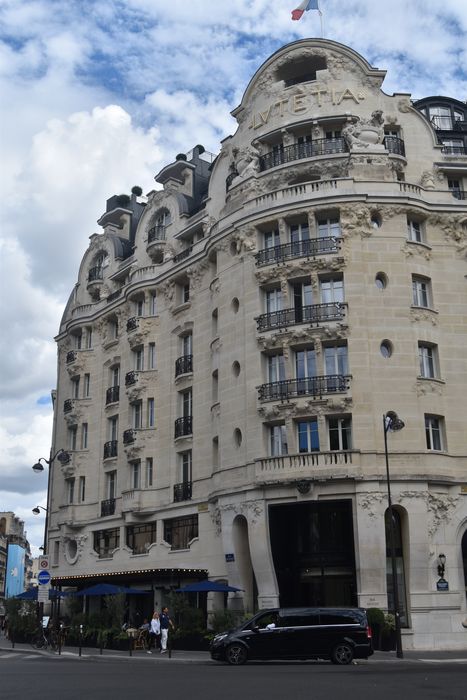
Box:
(173, 247), (193, 263)
(125, 371), (138, 386)
(257, 302), (345, 332)
(66, 350), (77, 364)
(126, 316), (139, 332)
(123, 429), (137, 445)
(259, 138), (348, 172)
(63, 399), (73, 413)
(441, 145), (467, 155)
(106, 289), (122, 303)
(147, 225), (166, 243)
(451, 189), (467, 199)
(174, 416), (193, 439)
(383, 135), (406, 156)
(175, 354), (193, 377)
(258, 374), (351, 401)
(103, 440), (118, 459)
(255, 236), (339, 267)
(88, 266), (103, 282)
(173, 481), (192, 502)
(100, 498), (116, 517)
(106, 386), (120, 404)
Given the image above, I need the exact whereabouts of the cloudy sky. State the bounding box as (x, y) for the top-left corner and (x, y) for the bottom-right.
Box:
(0, 0), (466, 557)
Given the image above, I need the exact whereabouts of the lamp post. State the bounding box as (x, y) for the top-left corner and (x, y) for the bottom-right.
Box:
(32, 449), (69, 554)
(383, 410), (405, 659)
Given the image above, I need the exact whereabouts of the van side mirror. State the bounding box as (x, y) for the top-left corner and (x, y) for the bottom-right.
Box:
(251, 625), (260, 633)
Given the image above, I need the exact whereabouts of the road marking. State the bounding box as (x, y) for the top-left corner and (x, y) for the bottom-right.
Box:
(419, 658), (467, 663)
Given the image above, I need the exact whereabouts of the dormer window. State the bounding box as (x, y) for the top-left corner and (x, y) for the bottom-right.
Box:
(276, 55), (327, 87)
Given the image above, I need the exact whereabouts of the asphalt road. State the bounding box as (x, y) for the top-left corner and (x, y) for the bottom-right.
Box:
(1, 651), (466, 700)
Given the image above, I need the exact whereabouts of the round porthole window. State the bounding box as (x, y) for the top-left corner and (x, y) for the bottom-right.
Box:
(375, 272), (388, 290)
(380, 340), (393, 358)
(371, 213), (382, 228)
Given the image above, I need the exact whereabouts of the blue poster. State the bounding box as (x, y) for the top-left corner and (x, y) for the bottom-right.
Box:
(5, 544), (26, 598)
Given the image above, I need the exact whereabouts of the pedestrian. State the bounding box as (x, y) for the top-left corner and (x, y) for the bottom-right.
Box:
(159, 606), (174, 654)
(148, 611), (161, 653)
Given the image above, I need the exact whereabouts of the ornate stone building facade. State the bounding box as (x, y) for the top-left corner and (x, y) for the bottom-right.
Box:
(48, 39), (467, 649)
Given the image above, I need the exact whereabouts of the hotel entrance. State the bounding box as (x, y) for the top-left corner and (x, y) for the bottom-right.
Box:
(269, 500), (357, 607)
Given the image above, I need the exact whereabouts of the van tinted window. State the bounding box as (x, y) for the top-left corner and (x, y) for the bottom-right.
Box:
(280, 613), (320, 627)
(320, 610), (362, 625)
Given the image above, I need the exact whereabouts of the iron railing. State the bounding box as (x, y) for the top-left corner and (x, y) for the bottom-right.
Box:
(66, 350), (77, 363)
(106, 289), (122, 303)
(175, 355), (193, 377)
(259, 138), (348, 172)
(226, 169), (239, 191)
(451, 189), (467, 199)
(173, 247), (193, 263)
(100, 499), (116, 517)
(63, 399), (73, 413)
(123, 429), (137, 445)
(256, 302), (345, 332)
(103, 440), (118, 459)
(383, 136), (406, 156)
(258, 374), (351, 401)
(147, 225), (166, 243)
(174, 416), (193, 439)
(126, 316), (139, 332)
(125, 371), (138, 386)
(441, 145), (467, 155)
(106, 386), (120, 404)
(88, 266), (103, 282)
(173, 481), (192, 502)
(255, 236), (339, 267)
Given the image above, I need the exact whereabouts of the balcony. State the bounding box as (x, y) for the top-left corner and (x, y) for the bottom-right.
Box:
(125, 371), (138, 386)
(451, 189), (467, 200)
(146, 225), (166, 262)
(106, 386), (120, 404)
(259, 139), (348, 172)
(442, 145), (467, 156)
(103, 440), (118, 459)
(123, 429), (137, 445)
(258, 374), (351, 401)
(87, 266), (104, 298)
(257, 302), (345, 333)
(175, 354), (193, 378)
(101, 498), (116, 517)
(63, 399), (73, 413)
(174, 416), (193, 439)
(383, 136), (405, 157)
(173, 481), (192, 502)
(126, 316), (139, 332)
(66, 350), (77, 364)
(173, 247), (193, 264)
(255, 236), (339, 267)
(255, 450), (356, 482)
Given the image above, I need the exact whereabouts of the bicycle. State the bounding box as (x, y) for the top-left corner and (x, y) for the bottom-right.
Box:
(30, 626), (58, 651)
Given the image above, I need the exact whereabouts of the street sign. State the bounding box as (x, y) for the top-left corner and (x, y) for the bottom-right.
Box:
(37, 587), (49, 603)
(39, 557), (49, 570)
(38, 570), (51, 585)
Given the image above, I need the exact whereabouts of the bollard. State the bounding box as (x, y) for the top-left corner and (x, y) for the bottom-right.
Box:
(168, 635), (172, 659)
(79, 624), (83, 657)
(11, 632), (14, 650)
(129, 634), (133, 657)
(58, 622), (63, 655)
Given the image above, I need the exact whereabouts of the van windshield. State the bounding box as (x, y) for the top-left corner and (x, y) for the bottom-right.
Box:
(246, 612), (279, 630)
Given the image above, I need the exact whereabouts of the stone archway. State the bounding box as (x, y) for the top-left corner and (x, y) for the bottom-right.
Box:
(462, 530), (467, 605)
(232, 515), (255, 613)
(385, 506), (409, 626)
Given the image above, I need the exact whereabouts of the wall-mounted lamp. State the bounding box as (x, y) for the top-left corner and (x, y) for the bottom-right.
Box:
(437, 553), (446, 578)
(32, 506), (48, 515)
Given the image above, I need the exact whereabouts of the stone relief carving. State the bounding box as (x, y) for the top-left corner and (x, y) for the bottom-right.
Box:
(420, 170), (436, 189)
(410, 309), (438, 325)
(187, 259), (210, 289)
(128, 328), (151, 349)
(124, 445), (143, 461)
(427, 493), (460, 537)
(159, 280), (175, 303)
(219, 500), (265, 526)
(202, 216), (217, 237)
(341, 204), (373, 237)
(414, 379), (443, 397)
(401, 242), (432, 261)
(209, 504), (222, 536)
(63, 534), (88, 565)
(357, 492), (386, 519)
(342, 111), (385, 150)
(231, 230), (257, 255)
(64, 407), (82, 425)
(397, 98), (412, 113)
(231, 143), (261, 184)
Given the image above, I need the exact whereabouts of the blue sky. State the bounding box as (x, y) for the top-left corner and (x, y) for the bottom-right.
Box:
(0, 0), (466, 554)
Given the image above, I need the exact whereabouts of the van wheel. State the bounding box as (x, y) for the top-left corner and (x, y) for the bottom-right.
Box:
(331, 642), (354, 665)
(225, 643), (248, 665)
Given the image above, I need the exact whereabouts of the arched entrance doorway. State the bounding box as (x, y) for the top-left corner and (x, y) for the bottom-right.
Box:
(232, 515), (256, 613)
(385, 507), (408, 626)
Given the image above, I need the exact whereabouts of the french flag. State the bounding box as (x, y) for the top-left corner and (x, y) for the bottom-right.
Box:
(292, 0), (320, 21)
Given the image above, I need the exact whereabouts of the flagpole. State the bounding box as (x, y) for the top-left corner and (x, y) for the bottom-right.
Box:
(318, 1), (324, 37)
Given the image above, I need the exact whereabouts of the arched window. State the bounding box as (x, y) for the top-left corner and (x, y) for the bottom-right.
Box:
(385, 508), (409, 627)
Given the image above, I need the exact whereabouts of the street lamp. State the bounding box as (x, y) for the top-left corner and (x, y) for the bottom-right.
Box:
(383, 410), (405, 659)
(31, 449), (69, 553)
(32, 506), (48, 515)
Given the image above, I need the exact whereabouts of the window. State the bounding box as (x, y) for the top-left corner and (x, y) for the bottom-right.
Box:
(290, 222), (310, 245)
(135, 298), (144, 317)
(264, 229), (280, 248)
(407, 218), (424, 243)
(132, 401), (142, 429)
(111, 366), (119, 387)
(81, 423), (88, 449)
(182, 333), (192, 356)
(93, 528), (119, 558)
(265, 288), (283, 313)
(180, 450), (192, 484)
(295, 348), (317, 379)
(110, 318), (119, 339)
(428, 106), (452, 129)
(83, 373), (90, 397)
(412, 275), (432, 308)
(212, 370), (218, 403)
(145, 458), (153, 487)
(106, 471), (117, 499)
(163, 514), (198, 550)
(268, 353), (286, 383)
(212, 308), (218, 336)
(425, 415), (444, 451)
(442, 139), (464, 155)
(181, 389), (192, 417)
(297, 419), (319, 452)
(79, 476), (86, 503)
(324, 345), (348, 376)
(317, 217), (341, 238)
(328, 416), (352, 450)
(131, 461), (141, 489)
(68, 425), (77, 451)
(418, 343), (439, 379)
(149, 292), (157, 316)
(270, 424), (288, 456)
(293, 281), (313, 319)
(85, 327), (92, 349)
(147, 398), (155, 428)
(182, 282), (190, 304)
(66, 478), (75, 505)
(448, 178), (464, 198)
(74, 332), (82, 350)
(126, 523), (157, 555)
(71, 377), (80, 398)
(148, 342), (156, 369)
(108, 415), (118, 441)
(134, 347), (144, 371)
(320, 276), (344, 304)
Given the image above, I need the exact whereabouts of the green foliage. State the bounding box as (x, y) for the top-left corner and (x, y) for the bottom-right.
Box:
(4, 599), (37, 639)
(383, 613), (396, 633)
(103, 593), (126, 628)
(209, 609), (240, 634)
(366, 607), (385, 626)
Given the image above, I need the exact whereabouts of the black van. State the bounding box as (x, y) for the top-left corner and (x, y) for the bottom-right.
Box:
(210, 607), (373, 665)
